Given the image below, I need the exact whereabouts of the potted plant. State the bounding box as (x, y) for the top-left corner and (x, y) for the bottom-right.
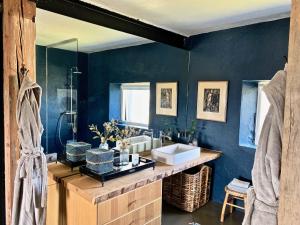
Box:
(188, 120), (198, 146)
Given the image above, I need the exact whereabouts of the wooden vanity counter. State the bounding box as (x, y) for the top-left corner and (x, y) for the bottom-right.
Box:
(64, 149), (221, 204)
(48, 162), (80, 184)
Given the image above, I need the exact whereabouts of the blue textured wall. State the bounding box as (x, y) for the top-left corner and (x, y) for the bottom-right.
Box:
(88, 43), (189, 130)
(87, 18), (289, 203)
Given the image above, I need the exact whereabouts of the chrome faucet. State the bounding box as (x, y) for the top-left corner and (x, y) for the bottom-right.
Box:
(159, 131), (172, 145)
(143, 129), (154, 149)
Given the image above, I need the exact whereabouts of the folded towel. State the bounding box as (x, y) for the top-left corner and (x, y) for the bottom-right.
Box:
(227, 178), (250, 194)
(228, 183), (249, 194)
(230, 178), (250, 189)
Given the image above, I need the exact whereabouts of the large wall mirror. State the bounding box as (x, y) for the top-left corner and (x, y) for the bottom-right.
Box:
(36, 8), (155, 155)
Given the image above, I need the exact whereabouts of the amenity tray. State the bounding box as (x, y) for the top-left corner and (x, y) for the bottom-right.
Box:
(79, 155), (156, 186)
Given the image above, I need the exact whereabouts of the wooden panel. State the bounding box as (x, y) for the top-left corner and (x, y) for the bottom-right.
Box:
(61, 175), (82, 225)
(105, 199), (162, 225)
(98, 180), (162, 225)
(46, 184), (60, 225)
(65, 189), (98, 225)
(278, 0), (300, 224)
(48, 176), (58, 186)
(3, 0), (36, 224)
(46, 174), (80, 225)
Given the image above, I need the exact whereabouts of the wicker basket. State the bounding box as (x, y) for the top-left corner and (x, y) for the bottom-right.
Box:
(163, 165), (212, 212)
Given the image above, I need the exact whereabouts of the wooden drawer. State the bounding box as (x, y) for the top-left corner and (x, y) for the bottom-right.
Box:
(105, 198), (161, 225)
(98, 180), (162, 225)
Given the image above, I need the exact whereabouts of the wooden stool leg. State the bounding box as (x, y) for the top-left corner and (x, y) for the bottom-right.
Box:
(229, 197), (234, 214)
(220, 192), (229, 222)
(244, 196), (247, 215)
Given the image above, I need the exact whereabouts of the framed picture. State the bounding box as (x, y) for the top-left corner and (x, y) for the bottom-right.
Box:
(197, 81), (228, 122)
(156, 82), (178, 116)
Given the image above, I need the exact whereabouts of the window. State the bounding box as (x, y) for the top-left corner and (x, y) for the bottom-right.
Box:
(121, 83), (150, 127)
(239, 80), (270, 149)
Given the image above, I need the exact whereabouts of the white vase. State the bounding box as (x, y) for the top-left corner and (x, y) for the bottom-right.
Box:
(99, 141), (109, 150)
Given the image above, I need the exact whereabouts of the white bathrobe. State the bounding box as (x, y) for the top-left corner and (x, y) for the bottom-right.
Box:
(11, 76), (48, 225)
(242, 67), (286, 225)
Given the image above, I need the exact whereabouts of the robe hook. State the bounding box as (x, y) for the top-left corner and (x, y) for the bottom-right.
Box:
(20, 64), (29, 77)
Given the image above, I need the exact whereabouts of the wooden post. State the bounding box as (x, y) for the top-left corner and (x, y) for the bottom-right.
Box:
(3, 0), (36, 224)
(278, 0), (300, 224)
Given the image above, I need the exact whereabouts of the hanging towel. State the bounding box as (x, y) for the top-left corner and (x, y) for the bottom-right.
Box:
(11, 76), (47, 225)
(242, 66), (286, 225)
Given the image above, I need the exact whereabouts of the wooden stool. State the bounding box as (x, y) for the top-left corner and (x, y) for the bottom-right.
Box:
(220, 186), (247, 222)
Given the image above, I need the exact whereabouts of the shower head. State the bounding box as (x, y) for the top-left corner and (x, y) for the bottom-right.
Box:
(70, 66), (82, 74)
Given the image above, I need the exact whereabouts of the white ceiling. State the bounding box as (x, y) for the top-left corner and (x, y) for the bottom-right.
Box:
(36, 9), (152, 53)
(82, 0), (291, 36)
(37, 0), (291, 53)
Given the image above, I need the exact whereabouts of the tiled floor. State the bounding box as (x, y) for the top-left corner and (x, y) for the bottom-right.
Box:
(162, 201), (244, 225)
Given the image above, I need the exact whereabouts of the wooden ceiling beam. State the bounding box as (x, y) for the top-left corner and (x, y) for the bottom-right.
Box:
(36, 0), (190, 50)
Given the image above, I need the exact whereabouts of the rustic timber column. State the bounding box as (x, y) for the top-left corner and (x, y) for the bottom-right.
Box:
(278, 0), (300, 224)
(3, 0), (36, 224)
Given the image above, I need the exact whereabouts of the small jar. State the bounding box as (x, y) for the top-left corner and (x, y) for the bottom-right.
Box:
(119, 148), (129, 166)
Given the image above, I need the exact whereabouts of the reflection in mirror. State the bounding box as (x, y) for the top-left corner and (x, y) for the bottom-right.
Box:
(36, 8), (152, 155)
(37, 39), (81, 155)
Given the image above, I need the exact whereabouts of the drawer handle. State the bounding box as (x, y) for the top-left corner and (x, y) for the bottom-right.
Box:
(128, 200), (137, 207)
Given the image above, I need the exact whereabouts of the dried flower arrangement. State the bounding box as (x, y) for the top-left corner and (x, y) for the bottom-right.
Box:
(89, 120), (141, 151)
(89, 119), (119, 145)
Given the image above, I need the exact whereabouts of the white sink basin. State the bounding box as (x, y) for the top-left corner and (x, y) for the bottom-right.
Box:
(151, 144), (201, 165)
(116, 135), (161, 154)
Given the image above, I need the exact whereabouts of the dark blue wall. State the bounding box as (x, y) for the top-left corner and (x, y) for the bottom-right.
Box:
(87, 18), (289, 203)
(36, 46), (89, 154)
(186, 18), (289, 202)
